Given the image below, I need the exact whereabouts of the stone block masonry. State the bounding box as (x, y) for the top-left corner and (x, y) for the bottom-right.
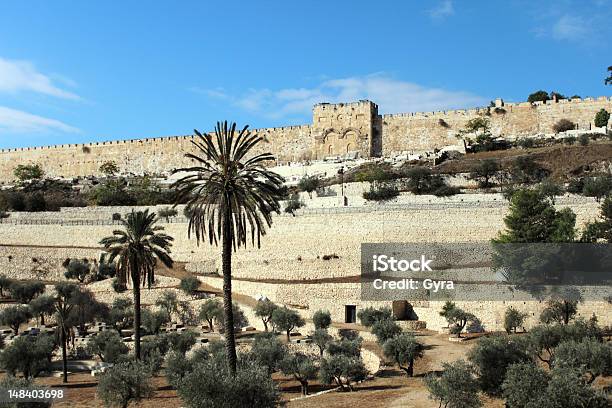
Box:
(1, 96), (610, 182)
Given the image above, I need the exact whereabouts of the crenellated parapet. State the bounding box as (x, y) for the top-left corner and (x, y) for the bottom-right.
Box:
(0, 96), (610, 181)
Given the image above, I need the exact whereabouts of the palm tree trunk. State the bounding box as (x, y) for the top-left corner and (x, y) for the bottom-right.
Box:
(132, 270), (142, 360)
(61, 326), (68, 383)
(222, 208), (237, 375)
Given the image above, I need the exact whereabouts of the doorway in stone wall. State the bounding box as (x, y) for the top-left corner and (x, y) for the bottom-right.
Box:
(345, 305), (357, 324)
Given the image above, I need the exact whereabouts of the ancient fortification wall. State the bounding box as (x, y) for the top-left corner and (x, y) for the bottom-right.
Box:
(1, 96), (611, 181)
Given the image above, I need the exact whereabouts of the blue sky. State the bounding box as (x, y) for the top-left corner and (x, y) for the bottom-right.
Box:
(0, 0), (610, 148)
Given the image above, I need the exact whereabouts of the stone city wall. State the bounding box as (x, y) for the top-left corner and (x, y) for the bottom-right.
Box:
(381, 96), (612, 155)
(2, 97), (610, 181)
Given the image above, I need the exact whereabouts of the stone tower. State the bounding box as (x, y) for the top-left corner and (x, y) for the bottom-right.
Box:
(311, 100), (379, 159)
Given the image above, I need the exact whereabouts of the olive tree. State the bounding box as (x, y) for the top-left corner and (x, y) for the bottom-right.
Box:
(371, 318), (402, 344)
(250, 333), (286, 374)
(254, 299), (278, 332)
(311, 328), (333, 356)
(86, 330), (129, 363)
(383, 333), (424, 377)
(553, 339), (611, 384)
(319, 354), (368, 392)
(312, 309), (332, 330)
(0, 305), (32, 335)
(97, 360), (153, 408)
(177, 358), (281, 408)
(425, 360), (482, 408)
(504, 306), (528, 334)
(0, 335), (54, 379)
(199, 298), (222, 332)
(467, 334), (531, 395)
(357, 306), (392, 327)
(279, 352), (318, 395)
(28, 294), (55, 326)
(179, 276), (200, 298)
(271, 307), (305, 341)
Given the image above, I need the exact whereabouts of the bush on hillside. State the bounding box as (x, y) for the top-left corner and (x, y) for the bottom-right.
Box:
(97, 360), (153, 408)
(553, 119), (575, 133)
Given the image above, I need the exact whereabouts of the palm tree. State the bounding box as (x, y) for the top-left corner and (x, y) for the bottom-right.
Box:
(172, 121), (284, 374)
(100, 210), (173, 359)
(53, 282), (78, 383)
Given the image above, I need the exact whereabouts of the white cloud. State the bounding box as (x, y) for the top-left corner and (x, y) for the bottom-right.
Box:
(0, 106), (79, 134)
(0, 57), (80, 100)
(429, 1), (454, 19)
(196, 74), (487, 119)
(551, 15), (589, 41)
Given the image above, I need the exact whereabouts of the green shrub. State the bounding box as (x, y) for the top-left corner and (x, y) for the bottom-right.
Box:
(539, 289), (581, 325)
(311, 329), (333, 356)
(165, 349), (195, 389)
(90, 179), (136, 206)
(371, 318), (402, 345)
(578, 134), (590, 146)
(425, 360), (482, 408)
(177, 358), (281, 408)
(467, 334), (531, 395)
(0, 305), (32, 335)
(518, 138), (535, 148)
(510, 156), (548, 184)
(327, 337), (362, 358)
(503, 364), (609, 408)
(279, 352), (318, 395)
(354, 165), (394, 183)
(111, 277), (127, 293)
(216, 303), (249, 332)
(319, 354), (368, 392)
(141, 308), (170, 335)
(271, 307), (304, 341)
(563, 135), (577, 145)
(165, 330), (198, 355)
(64, 258), (92, 283)
(250, 333), (287, 374)
(97, 360), (153, 408)
(537, 178), (564, 204)
(553, 338), (611, 383)
(284, 193), (304, 214)
(312, 309), (332, 330)
(13, 164), (44, 182)
(528, 90), (550, 103)
(553, 119), (575, 133)
(594, 109), (610, 128)
(86, 330), (129, 363)
(439, 302), (476, 338)
(469, 159), (500, 188)
(179, 276), (200, 298)
(254, 300), (278, 332)
(362, 182), (399, 201)
(582, 175), (612, 202)
(504, 307), (528, 334)
(382, 333), (424, 377)
(199, 299), (223, 332)
(298, 175), (320, 198)
(0, 335), (54, 378)
(502, 362), (550, 408)
(357, 307), (393, 327)
(432, 184), (460, 197)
